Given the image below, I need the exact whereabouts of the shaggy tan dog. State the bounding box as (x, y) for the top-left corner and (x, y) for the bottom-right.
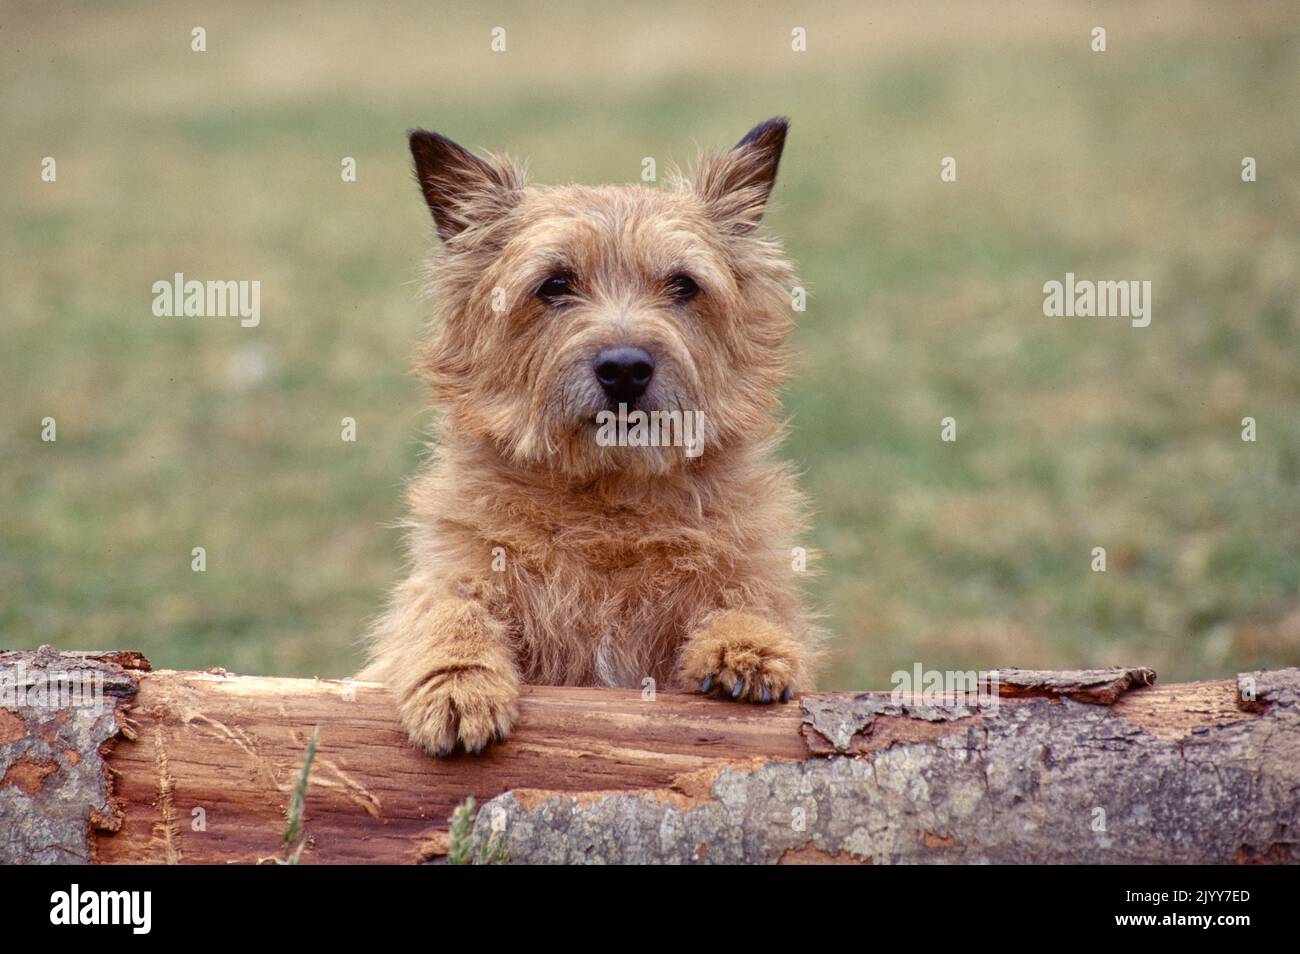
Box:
(362, 118), (821, 756)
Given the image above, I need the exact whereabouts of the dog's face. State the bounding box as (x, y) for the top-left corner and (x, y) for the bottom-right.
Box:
(411, 119), (797, 479)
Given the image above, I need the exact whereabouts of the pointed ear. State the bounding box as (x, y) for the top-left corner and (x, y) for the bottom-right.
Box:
(408, 129), (524, 242)
(693, 117), (788, 235)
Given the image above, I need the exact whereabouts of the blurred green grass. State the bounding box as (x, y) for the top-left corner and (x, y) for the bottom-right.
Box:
(2, 1), (1299, 684)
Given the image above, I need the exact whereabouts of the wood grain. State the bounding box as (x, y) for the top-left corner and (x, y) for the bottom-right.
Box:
(3, 652), (1293, 865)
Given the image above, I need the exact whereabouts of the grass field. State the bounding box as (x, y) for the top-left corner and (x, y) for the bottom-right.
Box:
(3, 1), (1299, 686)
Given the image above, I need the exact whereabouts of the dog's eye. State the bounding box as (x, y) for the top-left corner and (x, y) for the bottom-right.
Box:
(536, 273), (575, 304)
(668, 273), (700, 303)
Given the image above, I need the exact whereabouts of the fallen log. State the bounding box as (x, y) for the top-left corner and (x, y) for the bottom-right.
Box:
(1, 648), (1297, 864)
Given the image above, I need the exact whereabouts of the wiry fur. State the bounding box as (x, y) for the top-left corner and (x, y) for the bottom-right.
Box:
(361, 118), (822, 756)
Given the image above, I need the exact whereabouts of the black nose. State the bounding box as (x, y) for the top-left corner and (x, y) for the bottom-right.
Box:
(593, 346), (654, 405)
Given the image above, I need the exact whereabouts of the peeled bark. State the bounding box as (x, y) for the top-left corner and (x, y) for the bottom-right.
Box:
(0, 649), (1296, 864)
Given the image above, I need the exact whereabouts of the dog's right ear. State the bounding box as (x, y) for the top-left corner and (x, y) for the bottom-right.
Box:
(408, 129), (524, 242)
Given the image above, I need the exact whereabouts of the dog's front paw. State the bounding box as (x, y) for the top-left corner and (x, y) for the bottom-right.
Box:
(677, 611), (804, 704)
(398, 664), (519, 757)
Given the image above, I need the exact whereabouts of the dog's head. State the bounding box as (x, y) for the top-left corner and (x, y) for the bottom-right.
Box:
(410, 119), (797, 479)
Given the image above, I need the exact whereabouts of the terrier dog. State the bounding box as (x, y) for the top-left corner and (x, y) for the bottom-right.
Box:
(362, 118), (821, 756)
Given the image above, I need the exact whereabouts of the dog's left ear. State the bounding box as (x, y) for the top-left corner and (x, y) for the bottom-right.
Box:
(694, 117), (788, 235)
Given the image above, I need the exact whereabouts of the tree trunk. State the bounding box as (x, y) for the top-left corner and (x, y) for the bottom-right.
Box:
(1, 648), (1296, 864)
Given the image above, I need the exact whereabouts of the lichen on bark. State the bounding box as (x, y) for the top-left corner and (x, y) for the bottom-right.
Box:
(0, 649), (145, 864)
(475, 669), (1300, 864)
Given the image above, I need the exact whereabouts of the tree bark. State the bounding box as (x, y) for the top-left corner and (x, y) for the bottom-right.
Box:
(1, 649), (1296, 864)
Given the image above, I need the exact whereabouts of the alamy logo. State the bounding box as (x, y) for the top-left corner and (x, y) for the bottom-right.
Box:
(50, 884), (151, 934)
(1042, 272), (1151, 328)
(0, 663), (104, 714)
(152, 272), (261, 327)
(595, 405), (705, 458)
(890, 664), (1000, 709)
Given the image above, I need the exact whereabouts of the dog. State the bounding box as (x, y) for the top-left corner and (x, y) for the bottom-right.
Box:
(361, 118), (821, 756)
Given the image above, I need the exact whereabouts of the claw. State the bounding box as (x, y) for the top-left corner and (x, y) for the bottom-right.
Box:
(436, 744), (453, 758)
(701, 673), (714, 694)
(760, 686), (772, 704)
(780, 686), (792, 704)
(469, 742), (483, 756)
(731, 676), (745, 699)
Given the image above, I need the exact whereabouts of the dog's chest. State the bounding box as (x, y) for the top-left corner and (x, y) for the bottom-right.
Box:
(507, 542), (707, 686)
